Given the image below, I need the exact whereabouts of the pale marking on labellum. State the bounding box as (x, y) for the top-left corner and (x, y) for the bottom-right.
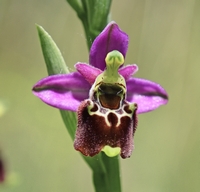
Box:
(88, 100), (134, 127)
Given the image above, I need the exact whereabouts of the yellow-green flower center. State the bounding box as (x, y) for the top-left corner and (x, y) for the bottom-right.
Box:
(105, 50), (124, 75)
(94, 50), (126, 88)
(91, 50), (126, 111)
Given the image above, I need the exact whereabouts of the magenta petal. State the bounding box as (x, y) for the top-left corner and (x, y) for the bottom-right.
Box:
(75, 63), (102, 84)
(32, 72), (90, 111)
(89, 21), (129, 70)
(126, 78), (168, 114)
(118, 64), (138, 81)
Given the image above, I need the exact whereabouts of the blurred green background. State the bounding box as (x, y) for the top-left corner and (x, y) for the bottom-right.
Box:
(0, 0), (199, 191)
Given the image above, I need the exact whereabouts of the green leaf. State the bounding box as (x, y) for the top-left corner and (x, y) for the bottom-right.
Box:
(36, 25), (69, 75)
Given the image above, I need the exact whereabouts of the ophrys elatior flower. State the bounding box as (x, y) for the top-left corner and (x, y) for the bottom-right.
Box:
(0, 155), (5, 183)
(32, 21), (168, 158)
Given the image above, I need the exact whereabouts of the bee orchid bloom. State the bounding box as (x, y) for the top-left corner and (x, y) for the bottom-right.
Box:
(0, 157), (5, 183)
(32, 21), (168, 158)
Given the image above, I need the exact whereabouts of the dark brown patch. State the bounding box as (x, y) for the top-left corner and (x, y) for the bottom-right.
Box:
(124, 105), (132, 114)
(98, 83), (123, 109)
(107, 112), (118, 128)
(90, 103), (98, 112)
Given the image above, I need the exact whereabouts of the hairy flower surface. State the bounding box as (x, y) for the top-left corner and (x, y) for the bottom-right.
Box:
(33, 21), (168, 158)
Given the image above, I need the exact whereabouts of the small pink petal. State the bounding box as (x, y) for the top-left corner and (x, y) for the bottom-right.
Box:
(118, 64), (138, 80)
(75, 63), (102, 84)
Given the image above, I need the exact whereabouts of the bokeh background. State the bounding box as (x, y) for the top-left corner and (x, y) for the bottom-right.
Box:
(0, 0), (199, 191)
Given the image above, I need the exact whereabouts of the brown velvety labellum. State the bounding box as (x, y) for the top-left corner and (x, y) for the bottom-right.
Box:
(74, 99), (137, 158)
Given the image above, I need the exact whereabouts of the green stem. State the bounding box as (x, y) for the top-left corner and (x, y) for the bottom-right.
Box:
(79, 15), (93, 50)
(101, 153), (121, 192)
(92, 153), (121, 192)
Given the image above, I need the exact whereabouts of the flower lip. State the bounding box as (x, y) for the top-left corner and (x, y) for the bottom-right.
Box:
(74, 99), (138, 159)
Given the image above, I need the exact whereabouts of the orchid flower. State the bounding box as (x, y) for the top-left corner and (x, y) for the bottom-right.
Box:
(0, 156), (5, 183)
(33, 21), (168, 158)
